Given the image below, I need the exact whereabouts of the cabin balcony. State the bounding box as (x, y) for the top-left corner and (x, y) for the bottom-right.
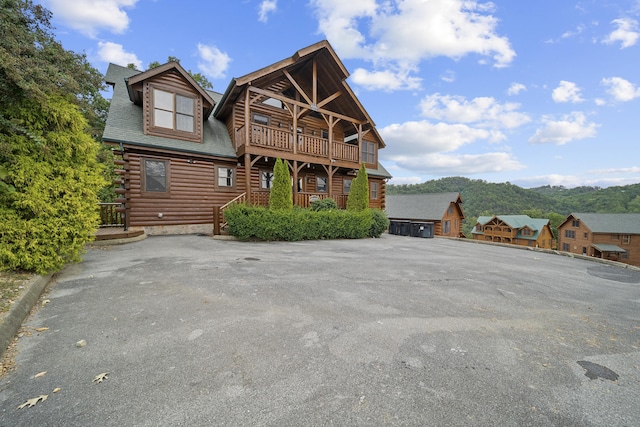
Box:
(235, 123), (360, 163)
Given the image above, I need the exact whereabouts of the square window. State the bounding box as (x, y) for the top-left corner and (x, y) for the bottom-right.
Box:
(217, 167), (235, 188)
(152, 88), (195, 134)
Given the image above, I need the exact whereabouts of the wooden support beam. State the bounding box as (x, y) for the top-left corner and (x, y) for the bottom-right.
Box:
(283, 69), (312, 106)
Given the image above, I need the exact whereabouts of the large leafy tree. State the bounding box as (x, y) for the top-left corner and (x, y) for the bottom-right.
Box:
(0, 0), (107, 273)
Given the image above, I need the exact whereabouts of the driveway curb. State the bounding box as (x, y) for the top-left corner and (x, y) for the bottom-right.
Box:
(0, 273), (53, 360)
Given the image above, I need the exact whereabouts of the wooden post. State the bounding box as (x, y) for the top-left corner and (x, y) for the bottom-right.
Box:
(245, 153), (251, 203)
(213, 206), (220, 235)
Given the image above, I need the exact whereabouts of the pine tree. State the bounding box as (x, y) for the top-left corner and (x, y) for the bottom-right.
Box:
(347, 163), (369, 211)
(269, 158), (293, 210)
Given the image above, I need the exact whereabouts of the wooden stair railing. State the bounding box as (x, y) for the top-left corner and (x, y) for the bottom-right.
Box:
(213, 192), (246, 235)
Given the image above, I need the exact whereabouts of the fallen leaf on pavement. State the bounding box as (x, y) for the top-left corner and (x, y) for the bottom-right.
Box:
(53, 388), (61, 393)
(17, 394), (48, 409)
(35, 327), (48, 332)
(34, 371), (47, 378)
(93, 372), (109, 383)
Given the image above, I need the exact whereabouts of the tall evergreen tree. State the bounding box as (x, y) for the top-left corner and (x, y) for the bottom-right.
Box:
(269, 159), (293, 210)
(347, 163), (369, 211)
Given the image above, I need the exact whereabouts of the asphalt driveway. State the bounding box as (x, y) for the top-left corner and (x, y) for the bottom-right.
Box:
(1, 235), (639, 426)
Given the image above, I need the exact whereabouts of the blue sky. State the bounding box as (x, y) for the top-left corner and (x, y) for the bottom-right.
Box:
(41, 0), (640, 188)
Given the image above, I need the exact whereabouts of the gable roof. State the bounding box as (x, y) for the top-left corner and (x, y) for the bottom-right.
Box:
(473, 215), (550, 240)
(214, 40), (385, 147)
(385, 193), (463, 221)
(103, 63), (237, 159)
(563, 213), (640, 234)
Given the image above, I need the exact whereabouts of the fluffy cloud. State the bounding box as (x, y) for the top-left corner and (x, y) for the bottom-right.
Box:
(197, 44), (232, 80)
(350, 68), (421, 91)
(528, 112), (598, 145)
(419, 94), (530, 130)
(602, 18), (640, 48)
(379, 120), (494, 156)
(387, 152), (525, 176)
(310, 0), (515, 91)
(97, 41), (141, 69)
(507, 83), (526, 96)
(602, 77), (640, 102)
(43, 0), (138, 38)
(552, 81), (584, 103)
(258, 0), (277, 23)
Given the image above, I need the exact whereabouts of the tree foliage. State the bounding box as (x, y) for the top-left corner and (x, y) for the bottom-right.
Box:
(0, 0), (107, 273)
(269, 158), (293, 210)
(346, 163), (369, 211)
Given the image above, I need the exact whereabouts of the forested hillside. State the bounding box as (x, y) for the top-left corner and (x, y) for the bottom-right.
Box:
(387, 177), (640, 237)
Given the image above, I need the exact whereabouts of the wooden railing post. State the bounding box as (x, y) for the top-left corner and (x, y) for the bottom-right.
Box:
(213, 206), (220, 235)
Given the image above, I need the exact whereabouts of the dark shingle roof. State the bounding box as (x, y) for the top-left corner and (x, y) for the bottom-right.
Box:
(103, 63), (237, 159)
(571, 213), (640, 234)
(385, 193), (461, 221)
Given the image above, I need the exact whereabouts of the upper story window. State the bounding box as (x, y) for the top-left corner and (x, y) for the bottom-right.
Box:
(565, 229), (576, 238)
(153, 88), (195, 133)
(362, 141), (376, 165)
(448, 205), (454, 215)
(522, 228), (531, 236)
(476, 225), (483, 232)
(572, 219), (580, 227)
(252, 114), (270, 126)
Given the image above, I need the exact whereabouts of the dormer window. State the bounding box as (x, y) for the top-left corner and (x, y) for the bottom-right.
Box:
(153, 88), (195, 133)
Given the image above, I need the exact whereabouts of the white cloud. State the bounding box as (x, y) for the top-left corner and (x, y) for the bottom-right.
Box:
(440, 70), (456, 83)
(196, 44), (232, 80)
(602, 18), (640, 48)
(552, 81), (584, 103)
(387, 175), (425, 185)
(350, 68), (421, 91)
(379, 120), (493, 156)
(602, 77), (640, 102)
(43, 0), (138, 38)
(310, 0), (516, 87)
(507, 83), (526, 96)
(258, 0), (277, 23)
(97, 41), (142, 69)
(515, 172), (640, 189)
(419, 93), (531, 130)
(528, 112), (598, 145)
(387, 151), (525, 175)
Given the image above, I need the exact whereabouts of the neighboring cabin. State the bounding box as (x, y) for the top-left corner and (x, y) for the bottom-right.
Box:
(472, 215), (555, 249)
(385, 193), (465, 237)
(102, 40), (391, 236)
(558, 213), (640, 267)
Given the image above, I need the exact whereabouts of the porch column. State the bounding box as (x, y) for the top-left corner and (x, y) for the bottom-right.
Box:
(292, 160), (298, 205)
(244, 153), (251, 203)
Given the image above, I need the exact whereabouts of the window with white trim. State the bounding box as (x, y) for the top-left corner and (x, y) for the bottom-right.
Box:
(217, 166), (235, 188)
(261, 170), (274, 190)
(153, 88), (195, 133)
(316, 176), (327, 192)
(370, 181), (379, 200)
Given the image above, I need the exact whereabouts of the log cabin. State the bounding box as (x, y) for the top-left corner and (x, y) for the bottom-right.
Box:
(471, 215), (555, 249)
(557, 213), (640, 267)
(102, 41), (391, 236)
(385, 193), (465, 237)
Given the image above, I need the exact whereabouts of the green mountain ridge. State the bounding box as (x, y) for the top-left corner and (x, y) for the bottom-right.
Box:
(387, 177), (640, 237)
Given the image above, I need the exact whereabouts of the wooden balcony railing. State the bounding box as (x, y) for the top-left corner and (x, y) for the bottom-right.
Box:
(99, 203), (124, 227)
(237, 123), (360, 163)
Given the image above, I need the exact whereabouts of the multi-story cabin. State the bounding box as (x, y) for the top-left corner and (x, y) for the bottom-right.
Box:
(385, 193), (465, 237)
(472, 215), (555, 249)
(557, 213), (640, 267)
(102, 41), (391, 235)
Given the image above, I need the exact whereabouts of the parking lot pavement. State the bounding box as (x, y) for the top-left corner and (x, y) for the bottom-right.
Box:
(1, 234), (639, 426)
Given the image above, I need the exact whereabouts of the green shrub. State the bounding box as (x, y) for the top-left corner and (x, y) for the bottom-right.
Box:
(224, 203), (381, 241)
(369, 209), (390, 238)
(310, 197), (337, 211)
(269, 158), (293, 210)
(347, 163), (369, 211)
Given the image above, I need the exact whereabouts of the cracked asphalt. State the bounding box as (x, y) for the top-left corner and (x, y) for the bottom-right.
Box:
(1, 234), (639, 426)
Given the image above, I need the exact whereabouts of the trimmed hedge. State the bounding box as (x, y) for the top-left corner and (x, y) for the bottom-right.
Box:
(225, 203), (389, 241)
